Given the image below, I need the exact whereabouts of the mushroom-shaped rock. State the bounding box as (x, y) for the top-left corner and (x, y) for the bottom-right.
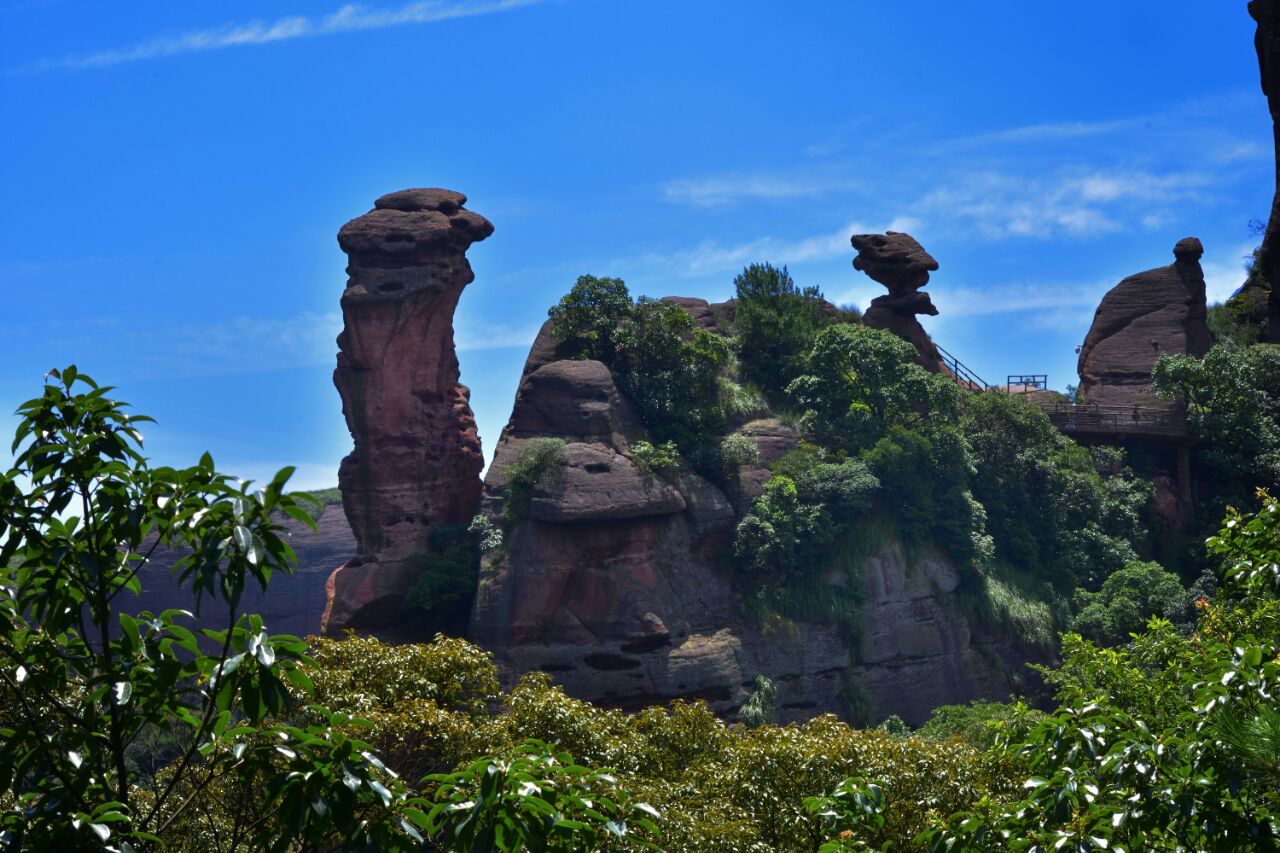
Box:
(851, 231), (947, 372)
(322, 189), (492, 634)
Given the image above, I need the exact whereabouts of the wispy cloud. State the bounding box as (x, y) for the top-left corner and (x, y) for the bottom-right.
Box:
(624, 217), (918, 278)
(952, 117), (1141, 146)
(23, 0), (548, 72)
(917, 168), (1214, 240)
(662, 174), (861, 207)
(456, 320), (541, 351)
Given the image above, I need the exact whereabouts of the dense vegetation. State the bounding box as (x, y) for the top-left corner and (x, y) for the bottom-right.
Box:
(4, 372), (1272, 851)
(542, 267), (1164, 659)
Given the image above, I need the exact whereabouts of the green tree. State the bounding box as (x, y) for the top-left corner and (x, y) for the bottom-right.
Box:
(1153, 342), (1280, 523)
(732, 263), (831, 401)
(788, 324), (961, 453)
(0, 368), (422, 851)
(613, 297), (729, 454)
(1070, 560), (1188, 645)
(547, 275), (632, 361)
(917, 492), (1280, 851)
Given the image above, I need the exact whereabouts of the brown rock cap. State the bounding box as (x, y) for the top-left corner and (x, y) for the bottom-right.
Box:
(851, 231), (939, 293)
(338, 188), (494, 268)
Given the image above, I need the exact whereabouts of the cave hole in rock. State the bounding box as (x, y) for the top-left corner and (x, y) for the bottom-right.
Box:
(582, 653), (643, 671)
(620, 636), (671, 654)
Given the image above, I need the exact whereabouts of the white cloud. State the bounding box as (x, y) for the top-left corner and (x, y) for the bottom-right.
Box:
(23, 0), (549, 71)
(954, 117), (1140, 146)
(1202, 241), (1256, 304)
(662, 174), (860, 207)
(629, 220), (871, 278)
(916, 169), (1213, 240)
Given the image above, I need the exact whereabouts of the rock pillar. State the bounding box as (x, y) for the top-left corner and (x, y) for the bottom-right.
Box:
(851, 231), (948, 372)
(321, 189), (493, 633)
(1076, 238), (1211, 410)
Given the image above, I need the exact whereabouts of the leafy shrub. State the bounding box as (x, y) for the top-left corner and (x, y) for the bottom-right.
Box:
(732, 263), (833, 402)
(613, 297), (730, 454)
(719, 432), (761, 469)
(916, 700), (1042, 751)
(0, 367), (420, 851)
(919, 492), (1280, 850)
(630, 439), (683, 475)
(1070, 559), (1188, 645)
(468, 513), (504, 552)
(423, 740), (661, 851)
(719, 378), (771, 424)
(500, 437), (566, 527)
(734, 476), (833, 578)
(739, 675), (777, 728)
(404, 524), (479, 636)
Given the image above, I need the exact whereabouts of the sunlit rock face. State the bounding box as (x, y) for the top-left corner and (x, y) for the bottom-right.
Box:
(851, 231), (948, 373)
(1076, 238), (1211, 410)
(322, 189), (493, 633)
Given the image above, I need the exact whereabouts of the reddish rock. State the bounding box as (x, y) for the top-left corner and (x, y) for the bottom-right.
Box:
(322, 189), (492, 633)
(1077, 239), (1211, 410)
(851, 232), (949, 372)
(1249, 0), (1280, 342)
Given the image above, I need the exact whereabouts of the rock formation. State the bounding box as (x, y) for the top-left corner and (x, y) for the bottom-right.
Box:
(1249, 0), (1280, 342)
(471, 307), (1036, 725)
(851, 231), (948, 372)
(322, 189), (493, 633)
(1076, 238), (1211, 410)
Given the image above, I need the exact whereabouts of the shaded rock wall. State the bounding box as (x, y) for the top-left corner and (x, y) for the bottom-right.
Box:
(322, 189), (493, 633)
(1077, 238), (1210, 410)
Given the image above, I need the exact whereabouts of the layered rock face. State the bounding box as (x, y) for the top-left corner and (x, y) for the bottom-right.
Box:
(1249, 0), (1280, 342)
(1077, 239), (1211, 410)
(472, 313), (1033, 724)
(322, 189), (493, 633)
(851, 231), (948, 372)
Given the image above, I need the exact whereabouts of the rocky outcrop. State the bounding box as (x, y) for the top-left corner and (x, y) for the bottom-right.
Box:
(472, 313), (1035, 723)
(851, 232), (948, 372)
(1077, 238), (1211, 410)
(322, 189), (493, 633)
(1250, 0), (1280, 342)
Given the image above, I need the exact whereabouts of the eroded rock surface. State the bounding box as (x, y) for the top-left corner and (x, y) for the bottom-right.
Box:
(1250, 0), (1280, 342)
(322, 189), (493, 633)
(851, 232), (948, 372)
(472, 313), (1035, 723)
(1077, 238), (1211, 410)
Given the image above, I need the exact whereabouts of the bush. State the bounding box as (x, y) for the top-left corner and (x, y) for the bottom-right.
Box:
(1071, 560), (1189, 646)
(630, 439), (683, 475)
(734, 476), (833, 578)
(0, 367), (421, 851)
(500, 437), (566, 527)
(719, 432), (761, 469)
(403, 524), (479, 636)
(732, 263), (833, 402)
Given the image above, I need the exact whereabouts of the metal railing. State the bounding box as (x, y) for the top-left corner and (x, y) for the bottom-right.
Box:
(1007, 374), (1047, 390)
(935, 343), (989, 391)
(1037, 400), (1189, 438)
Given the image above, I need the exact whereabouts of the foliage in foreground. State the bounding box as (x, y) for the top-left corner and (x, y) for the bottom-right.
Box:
(0, 368), (423, 851)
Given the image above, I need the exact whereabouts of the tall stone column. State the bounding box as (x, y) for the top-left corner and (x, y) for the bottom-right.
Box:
(851, 231), (948, 373)
(1250, 0), (1280, 342)
(321, 189), (493, 633)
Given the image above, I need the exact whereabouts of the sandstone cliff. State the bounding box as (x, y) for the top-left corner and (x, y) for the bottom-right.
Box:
(322, 189), (493, 633)
(471, 319), (1034, 725)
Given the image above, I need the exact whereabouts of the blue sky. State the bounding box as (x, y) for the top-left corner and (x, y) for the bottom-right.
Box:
(0, 0), (1272, 488)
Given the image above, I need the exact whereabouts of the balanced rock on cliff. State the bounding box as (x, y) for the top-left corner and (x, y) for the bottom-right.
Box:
(322, 189), (493, 633)
(1077, 238), (1211, 410)
(851, 231), (948, 372)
